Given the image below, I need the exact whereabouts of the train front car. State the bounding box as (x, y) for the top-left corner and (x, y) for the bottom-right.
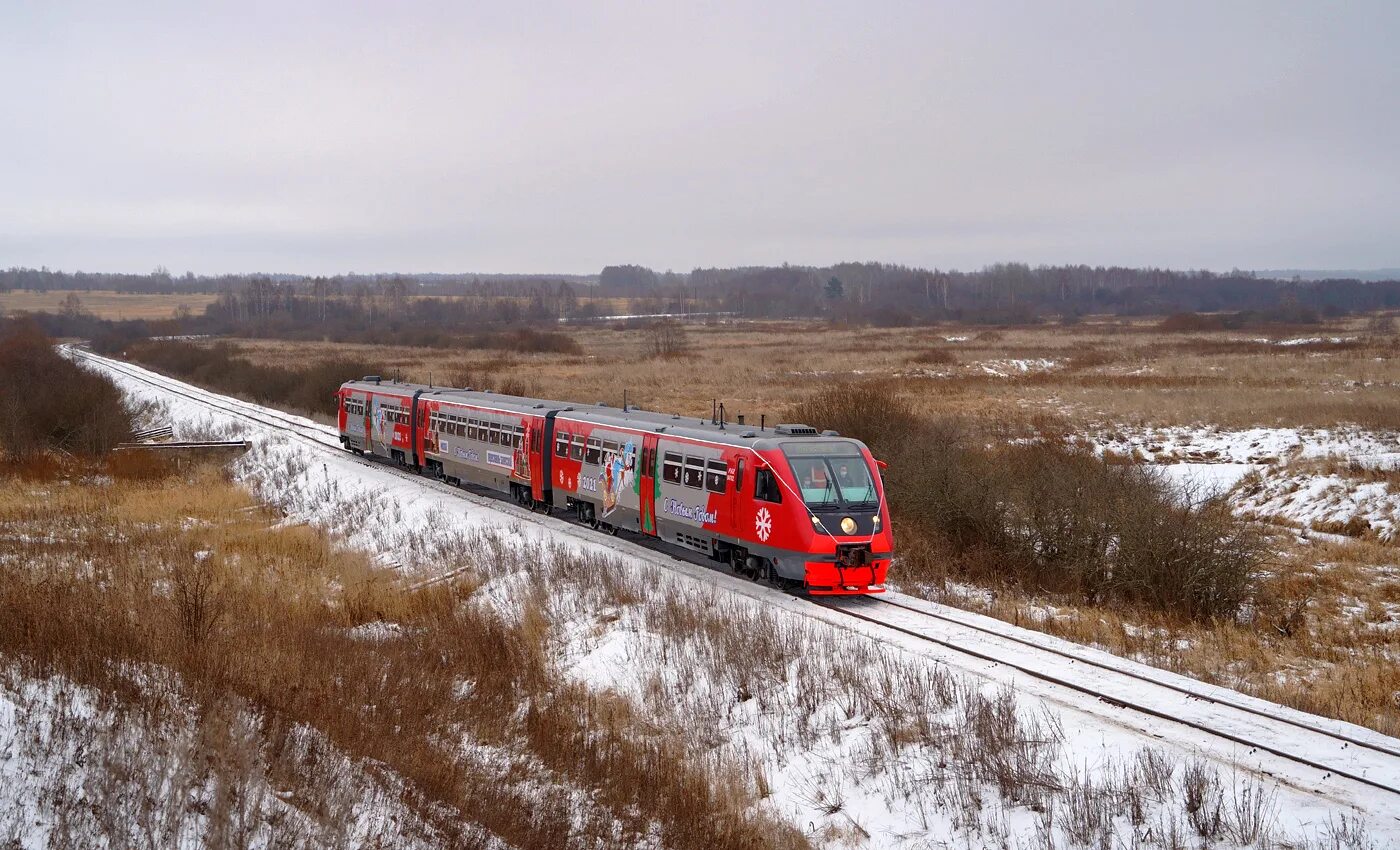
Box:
(752, 432), (891, 595)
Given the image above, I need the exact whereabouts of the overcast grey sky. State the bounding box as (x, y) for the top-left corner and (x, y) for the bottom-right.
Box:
(2, 1), (1397, 275)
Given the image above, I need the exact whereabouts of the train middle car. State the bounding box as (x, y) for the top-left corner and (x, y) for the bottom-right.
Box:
(337, 377), (890, 594)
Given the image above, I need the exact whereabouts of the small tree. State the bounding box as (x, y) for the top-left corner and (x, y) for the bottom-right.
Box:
(645, 320), (687, 359)
(60, 292), (86, 318)
(825, 277), (844, 301)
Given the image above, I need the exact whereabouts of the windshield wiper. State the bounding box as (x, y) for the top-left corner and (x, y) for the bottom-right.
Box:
(847, 482), (878, 509)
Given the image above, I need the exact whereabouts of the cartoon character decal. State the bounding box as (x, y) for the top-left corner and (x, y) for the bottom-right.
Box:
(599, 440), (636, 518)
(512, 419), (534, 481)
(371, 397), (390, 444)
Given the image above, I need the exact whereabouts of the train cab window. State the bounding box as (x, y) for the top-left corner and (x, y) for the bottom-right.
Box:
(704, 459), (727, 494)
(570, 435), (585, 461)
(555, 432), (570, 457)
(585, 438), (601, 465)
(755, 468), (783, 503)
(662, 452), (683, 484)
(682, 456), (704, 489)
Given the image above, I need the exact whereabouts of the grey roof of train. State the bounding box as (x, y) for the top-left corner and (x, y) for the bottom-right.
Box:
(342, 378), (840, 449)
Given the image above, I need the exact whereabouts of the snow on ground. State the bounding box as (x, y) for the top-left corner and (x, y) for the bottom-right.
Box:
(1236, 473), (1400, 540)
(979, 357), (1061, 376)
(1091, 425), (1400, 467)
(1276, 336), (1358, 346)
(73, 351), (1400, 848)
(0, 662), (456, 849)
(1091, 424), (1400, 538)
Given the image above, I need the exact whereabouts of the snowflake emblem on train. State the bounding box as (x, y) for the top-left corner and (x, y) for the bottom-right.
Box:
(755, 507), (772, 542)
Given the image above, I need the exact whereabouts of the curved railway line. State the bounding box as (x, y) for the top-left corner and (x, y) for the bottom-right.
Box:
(69, 344), (1400, 820)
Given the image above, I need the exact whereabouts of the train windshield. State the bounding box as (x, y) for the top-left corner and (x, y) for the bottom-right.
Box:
(781, 442), (878, 510)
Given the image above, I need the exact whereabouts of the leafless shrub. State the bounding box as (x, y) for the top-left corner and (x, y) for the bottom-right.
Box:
(787, 380), (922, 455)
(645, 320), (688, 358)
(1227, 772), (1278, 844)
(889, 423), (1263, 620)
(1181, 758), (1224, 839)
(1134, 747), (1176, 799)
(1364, 313), (1396, 337)
(169, 548), (225, 650)
(0, 318), (133, 458)
(909, 347), (956, 364)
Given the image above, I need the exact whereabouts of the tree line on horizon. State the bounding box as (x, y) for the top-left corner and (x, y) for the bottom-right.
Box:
(8, 261), (1400, 344)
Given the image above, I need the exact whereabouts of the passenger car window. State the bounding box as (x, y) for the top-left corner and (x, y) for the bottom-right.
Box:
(555, 432), (570, 457)
(585, 438), (601, 465)
(662, 452), (682, 484)
(683, 456), (704, 489)
(705, 459), (727, 493)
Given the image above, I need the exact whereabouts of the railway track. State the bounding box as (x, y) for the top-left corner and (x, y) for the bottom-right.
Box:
(70, 345), (1400, 818)
(816, 595), (1400, 808)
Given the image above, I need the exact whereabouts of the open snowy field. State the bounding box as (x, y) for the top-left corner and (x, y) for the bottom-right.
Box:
(46, 347), (1400, 848)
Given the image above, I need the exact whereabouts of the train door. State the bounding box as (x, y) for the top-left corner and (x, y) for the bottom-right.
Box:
(639, 433), (660, 536)
(729, 455), (745, 538)
(362, 396), (372, 449)
(527, 416), (545, 501)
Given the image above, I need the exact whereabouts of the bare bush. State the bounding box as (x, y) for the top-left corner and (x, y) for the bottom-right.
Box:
(645, 320), (688, 358)
(885, 421), (1262, 620)
(0, 318), (132, 459)
(126, 340), (378, 416)
(787, 380), (922, 455)
(909, 347), (955, 364)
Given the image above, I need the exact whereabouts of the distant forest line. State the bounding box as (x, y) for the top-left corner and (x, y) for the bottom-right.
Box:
(7, 262), (1400, 349)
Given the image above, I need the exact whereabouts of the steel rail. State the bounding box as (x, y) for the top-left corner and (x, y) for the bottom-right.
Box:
(814, 596), (1400, 802)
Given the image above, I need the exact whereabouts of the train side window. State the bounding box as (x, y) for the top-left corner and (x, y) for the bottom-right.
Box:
(585, 438), (601, 465)
(467, 419), (477, 440)
(704, 459), (727, 493)
(570, 435), (584, 461)
(755, 468), (782, 503)
(512, 426), (523, 449)
(735, 458), (745, 491)
(683, 456), (704, 489)
(555, 432), (570, 457)
(530, 428), (541, 453)
(662, 452), (682, 484)
(490, 423), (502, 445)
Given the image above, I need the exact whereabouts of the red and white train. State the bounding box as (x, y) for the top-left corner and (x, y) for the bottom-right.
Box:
(336, 377), (890, 594)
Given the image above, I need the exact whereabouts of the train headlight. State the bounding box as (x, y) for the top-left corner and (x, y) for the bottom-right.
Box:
(840, 516), (857, 534)
(872, 514), (881, 531)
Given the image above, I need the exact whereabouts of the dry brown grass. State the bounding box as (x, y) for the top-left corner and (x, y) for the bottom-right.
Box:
(0, 457), (807, 849)
(0, 289), (220, 320)
(216, 313), (1400, 430)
